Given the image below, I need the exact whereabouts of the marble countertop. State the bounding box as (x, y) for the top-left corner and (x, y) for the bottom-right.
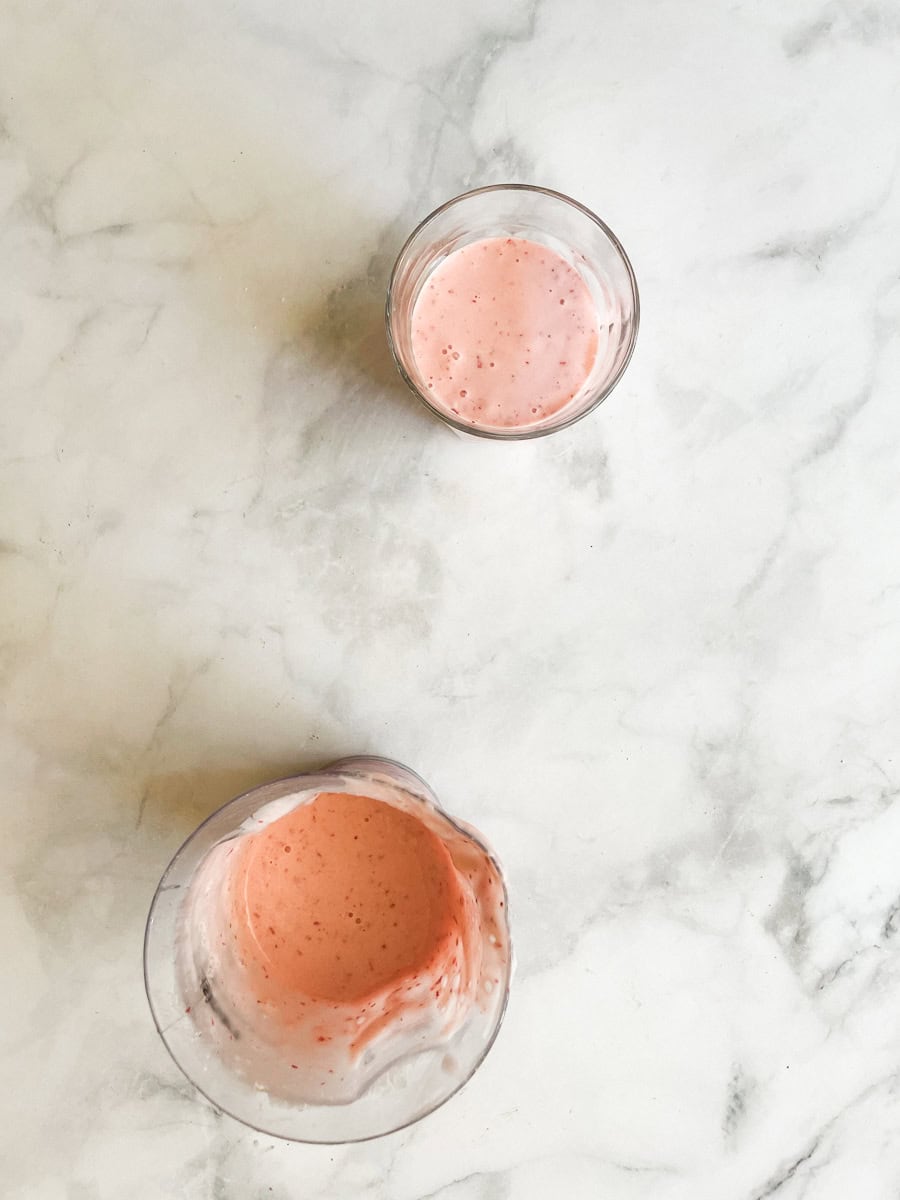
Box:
(3, 1), (900, 1197)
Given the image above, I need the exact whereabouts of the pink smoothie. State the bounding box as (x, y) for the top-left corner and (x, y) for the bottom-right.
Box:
(410, 236), (600, 430)
(179, 784), (509, 1104)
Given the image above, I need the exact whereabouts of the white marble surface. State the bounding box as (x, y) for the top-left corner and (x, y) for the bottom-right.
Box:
(3, 0), (900, 1196)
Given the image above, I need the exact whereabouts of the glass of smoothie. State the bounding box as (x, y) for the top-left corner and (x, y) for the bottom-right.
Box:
(143, 757), (512, 1143)
(386, 184), (639, 439)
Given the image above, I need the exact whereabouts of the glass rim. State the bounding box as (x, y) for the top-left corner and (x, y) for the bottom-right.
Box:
(385, 183), (641, 441)
(143, 757), (513, 1144)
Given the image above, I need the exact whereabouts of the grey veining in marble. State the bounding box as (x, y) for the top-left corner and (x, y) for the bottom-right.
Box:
(2, 0), (900, 1197)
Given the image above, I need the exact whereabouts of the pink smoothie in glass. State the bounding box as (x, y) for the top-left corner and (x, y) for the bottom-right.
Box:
(410, 236), (601, 430)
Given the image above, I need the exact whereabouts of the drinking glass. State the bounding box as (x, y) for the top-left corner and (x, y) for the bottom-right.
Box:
(386, 184), (639, 439)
